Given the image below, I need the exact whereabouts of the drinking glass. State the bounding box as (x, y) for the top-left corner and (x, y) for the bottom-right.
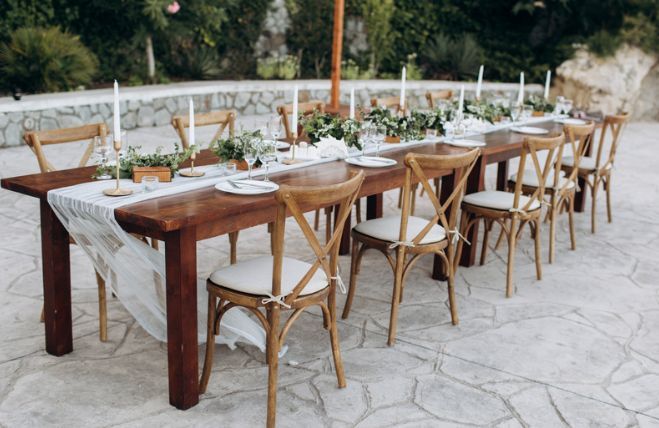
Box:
(374, 125), (386, 157)
(225, 162), (237, 175)
(444, 121), (455, 141)
(243, 140), (258, 180)
(359, 122), (372, 156)
(142, 176), (159, 193)
(259, 139), (277, 181)
(510, 105), (521, 123)
(426, 128), (438, 141)
(94, 136), (112, 179)
(555, 96), (566, 115)
(563, 99), (574, 115)
(522, 105), (533, 121)
(270, 117), (282, 146)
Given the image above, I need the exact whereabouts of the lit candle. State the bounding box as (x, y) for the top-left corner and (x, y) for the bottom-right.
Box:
(113, 80), (121, 142)
(476, 65), (484, 99)
(458, 85), (465, 120)
(400, 66), (406, 111)
(517, 72), (525, 106)
(349, 87), (355, 120)
(188, 98), (195, 147)
(544, 70), (551, 100)
(291, 85), (298, 136)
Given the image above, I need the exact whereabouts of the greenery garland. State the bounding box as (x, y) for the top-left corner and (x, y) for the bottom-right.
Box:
(209, 130), (262, 163)
(93, 143), (193, 179)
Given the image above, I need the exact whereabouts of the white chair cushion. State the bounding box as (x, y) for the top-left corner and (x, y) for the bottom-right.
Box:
(563, 156), (611, 171)
(462, 190), (541, 211)
(353, 215), (447, 244)
(509, 170), (575, 190)
(209, 256), (328, 296)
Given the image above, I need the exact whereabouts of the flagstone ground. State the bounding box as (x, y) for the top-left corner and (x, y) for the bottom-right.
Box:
(0, 120), (658, 427)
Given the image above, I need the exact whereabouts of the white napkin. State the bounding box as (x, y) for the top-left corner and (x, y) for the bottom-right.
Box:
(317, 137), (349, 159)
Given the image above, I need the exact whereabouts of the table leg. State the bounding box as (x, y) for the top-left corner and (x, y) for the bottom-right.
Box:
(336, 204), (352, 255)
(366, 193), (383, 220)
(40, 200), (73, 356)
(165, 226), (199, 410)
(460, 156), (487, 267)
(496, 161), (509, 191)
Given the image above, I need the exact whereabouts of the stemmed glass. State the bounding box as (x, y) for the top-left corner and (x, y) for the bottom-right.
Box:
(94, 136), (112, 179)
(243, 139), (258, 180)
(259, 139), (277, 181)
(373, 125), (385, 157)
(270, 117), (282, 147)
(510, 105), (521, 123)
(359, 122), (372, 157)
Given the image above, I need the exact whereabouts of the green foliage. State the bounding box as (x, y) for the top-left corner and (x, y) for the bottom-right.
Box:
(524, 95), (554, 113)
(363, 106), (423, 140)
(286, 0), (334, 78)
(94, 143), (193, 179)
(421, 33), (483, 81)
(587, 30), (622, 58)
(410, 109), (445, 134)
(0, 27), (98, 93)
(210, 130), (263, 163)
(620, 13), (659, 55)
(300, 111), (361, 149)
(361, 0), (395, 74)
(341, 59), (375, 80)
(256, 55), (299, 80)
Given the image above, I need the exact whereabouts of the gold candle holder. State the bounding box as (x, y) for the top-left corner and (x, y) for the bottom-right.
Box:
(103, 137), (133, 197)
(179, 150), (205, 177)
(282, 133), (303, 165)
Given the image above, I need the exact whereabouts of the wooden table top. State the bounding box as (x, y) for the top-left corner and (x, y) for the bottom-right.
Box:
(1, 120), (565, 239)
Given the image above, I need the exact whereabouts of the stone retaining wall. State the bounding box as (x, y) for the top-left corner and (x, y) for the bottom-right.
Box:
(0, 80), (541, 148)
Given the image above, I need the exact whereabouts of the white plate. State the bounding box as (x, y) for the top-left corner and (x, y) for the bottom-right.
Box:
(215, 179), (279, 195)
(554, 118), (587, 126)
(345, 156), (397, 168)
(445, 139), (486, 148)
(275, 141), (291, 150)
(510, 126), (549, 135)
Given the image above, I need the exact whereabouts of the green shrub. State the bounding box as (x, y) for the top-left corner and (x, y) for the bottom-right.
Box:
(256, 55), (299, 80)
(621, 14), (659, 55)
(587, 30), (622, 58)
(341, 59), (375, 80)
(361, 0), (395, 74)
(421, 33), (483, 80)
(0, 27), (98, 93)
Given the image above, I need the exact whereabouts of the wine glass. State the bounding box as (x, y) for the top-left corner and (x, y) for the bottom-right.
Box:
(259, 139), (277, 181)
(510, 105), (521, 123)
(94, 136), (112, 179)
(270, 117), (282, 147)
(243, 140), (258, 180)
(563, 99), (574, 115)
(522, 105), (533, 121)
(374, 125), (385, 157)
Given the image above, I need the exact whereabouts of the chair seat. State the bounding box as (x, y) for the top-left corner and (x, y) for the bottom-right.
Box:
(353, 215), (447, 244)
(209, 256), (328, 296)
(509, 170), (575, 190)
(463, 190), (541, 211)
(563, 156), (612, 171)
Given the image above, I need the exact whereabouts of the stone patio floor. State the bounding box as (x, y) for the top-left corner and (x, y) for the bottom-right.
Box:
(0, 121), (658, 427)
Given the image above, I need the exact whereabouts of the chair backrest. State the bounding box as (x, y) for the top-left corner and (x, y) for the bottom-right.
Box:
(370, 95), (405, 114)
(594, 112), (629, 171)
(276, 100), (325, 140)
(23, 123), (108, 173)
(511, 134), (566, 212)
(171, 109), (236, 149)
(399, 149), (480, 251)
(272, 171), (364, 305)
(425, 90), (453, 109)
(563, 121), (596, 185)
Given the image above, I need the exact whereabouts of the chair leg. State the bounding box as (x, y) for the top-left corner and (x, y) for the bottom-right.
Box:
(387, 252), (405, 346)
(268, 223), (275, 255)
(567, 196), (576, 250)
(342, 239), (360, 320)
(355, 199), (362, 224)
(591, 178), (599, 234)
(150, 238), (159, 251)
(228, 231), (239, 264)
(434, 177), (441, 199)
(505, 217), (518, 298)
(454, 211), (470, 274)
(266, 307), (281, 428)
(605, 175), (613, 223)
(324, 207), (332, 243)
(199, 293), (217, 394)
(480, 219), (490, 266)
(95, 271), (108, 342)
(328, 289), (346, 388)
(494, 219), (506, 251)
(447, 263), (459, 325)
(314, 209), (320, 231)
(397, 188), (403, 208)
(410, 184), (418, 215)
(534, 218), (542, 281)
(548, 196), (556, 264)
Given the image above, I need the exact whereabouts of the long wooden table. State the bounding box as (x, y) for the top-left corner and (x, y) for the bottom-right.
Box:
(1, 119), (578, 410)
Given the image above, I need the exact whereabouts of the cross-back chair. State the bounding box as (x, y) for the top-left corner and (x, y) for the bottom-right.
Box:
(200, 171), (365, 428)
(24, 123), (111, 341)
(507, 122), (595, 263)
(171, 109), (240, 263)
(343, 150), (480, 345)
(171, 109), (236, 149)
(370, 95), (406, 114)
(425, 90), (453, 109)
(458, 133), (565, 297)
(561, 113), (629, 233)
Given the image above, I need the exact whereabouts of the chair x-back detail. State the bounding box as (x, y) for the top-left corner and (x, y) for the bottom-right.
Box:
(561, 113), (629, 233)
(171, 109), (236, 149)
(458, 133), (565, 297)
(425, 90), (453, 109)
(343, 150), (480, 345)
(200, 171), (364, 428)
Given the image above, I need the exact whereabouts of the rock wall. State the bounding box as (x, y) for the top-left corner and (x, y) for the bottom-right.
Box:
(554, 45), (657, 117)
(634, 64), (659, 121)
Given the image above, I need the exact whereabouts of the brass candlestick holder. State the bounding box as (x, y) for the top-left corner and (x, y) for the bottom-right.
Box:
(282, 133), (303, 165)
(179, 150), (205, 177)
(103, 137), (133, 197)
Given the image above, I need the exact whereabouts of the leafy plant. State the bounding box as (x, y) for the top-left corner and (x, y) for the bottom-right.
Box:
(256, 55), (299, 80)
(94, 143), (193, 179)
(421, 33), (483, 81)
(524, 95), (554, 113)
(210, 130), (262, 162)
(0, 27), (98, 94)
(300, 110), (362, 149)
(361, 0), (395, 74)
(341, 59), (375, 80)
(410, 110), (445, 134)
(587, 30), (621, 58)
(363, 106), (423, 141)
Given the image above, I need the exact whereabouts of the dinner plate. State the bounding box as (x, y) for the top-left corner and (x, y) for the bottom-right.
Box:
(510, 126), (549, 135)
(275, 141), (291, 150)
(445, 139), (486, 148)
(554, 118), (587, 126)
(345, 156), (397, 168)
(215, 179), (279, 195)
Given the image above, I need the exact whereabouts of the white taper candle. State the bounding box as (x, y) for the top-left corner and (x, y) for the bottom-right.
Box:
(476, 65), (484, 99)
(518, 72), (525, 105)
(458, 85), (465, 119)
(400, 66), (406, 110)
(544, 70), (551, 100)
(113, 80), (121, 141)
(349, 88), (355, 120)
(188, 98), (195, 147)
(291, 85), (298, 136)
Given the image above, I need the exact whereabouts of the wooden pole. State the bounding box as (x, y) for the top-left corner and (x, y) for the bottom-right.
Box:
(330, 0), (345, 109)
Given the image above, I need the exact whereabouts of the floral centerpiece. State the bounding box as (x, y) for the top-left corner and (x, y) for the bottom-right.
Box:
(93, 143), (193, 180)
(410, 109), (446, 135)
(209, 130), (262, 170)
(363, 106), (423, 143)
(525, 95), (554, 116)
(462, 99), (508, 124)
(300, 110), (362, 150)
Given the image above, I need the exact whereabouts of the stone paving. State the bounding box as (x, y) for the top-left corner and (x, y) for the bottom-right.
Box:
(0, 121), (658, 427)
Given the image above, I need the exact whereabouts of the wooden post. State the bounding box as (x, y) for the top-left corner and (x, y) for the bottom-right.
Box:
(330, 0), (345, 109)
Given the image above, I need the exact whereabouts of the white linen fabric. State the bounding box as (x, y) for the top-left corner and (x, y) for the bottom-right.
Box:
(354, 215), (447, 244)
(46, 115), (559, 351)
(562, 156), (611, 171)
(509, 170), (575, 190)
(462, 190), (541, 211)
